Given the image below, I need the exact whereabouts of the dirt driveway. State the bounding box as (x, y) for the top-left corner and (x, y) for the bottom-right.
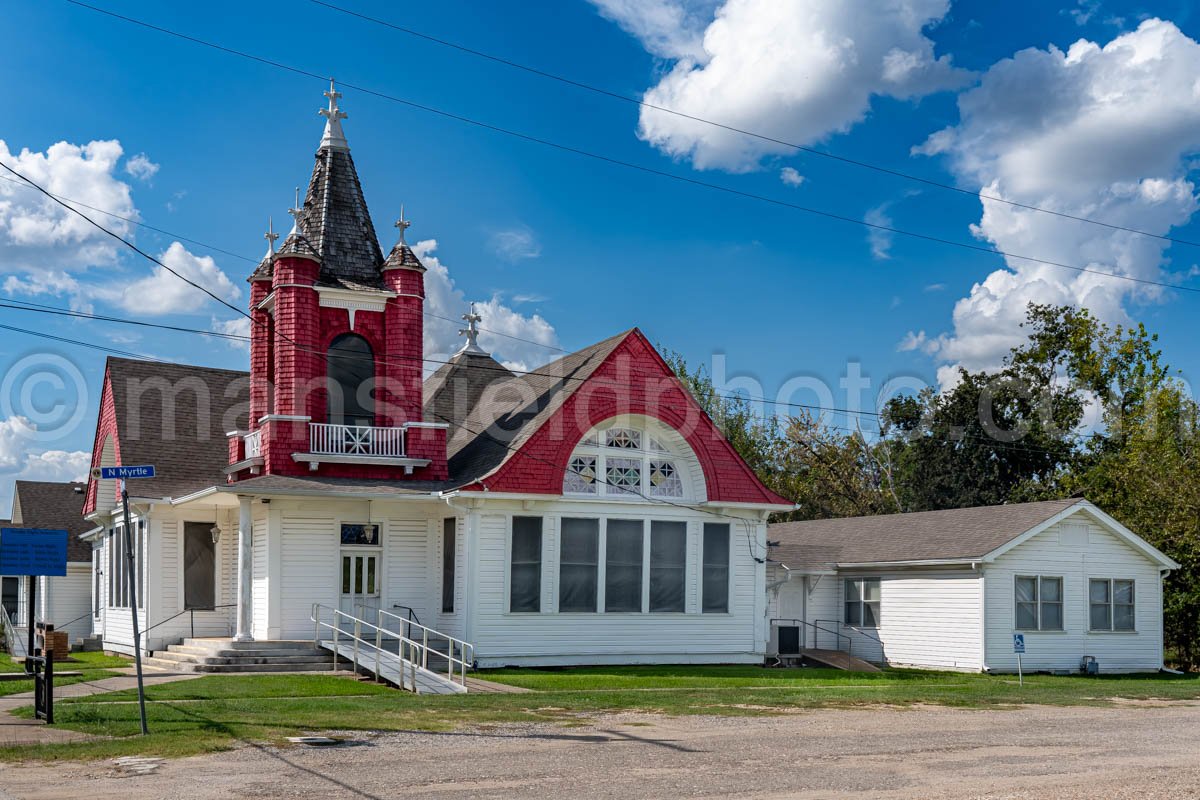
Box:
(2, 702), (1199, 799)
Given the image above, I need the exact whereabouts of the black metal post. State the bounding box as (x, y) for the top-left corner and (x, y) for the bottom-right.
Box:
(25, 574), (35, 672)
(43, 652), (53, 724)
(121, 485), (149, 735)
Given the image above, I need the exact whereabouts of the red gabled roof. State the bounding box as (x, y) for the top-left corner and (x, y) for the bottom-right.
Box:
(462, 328), (791, 506)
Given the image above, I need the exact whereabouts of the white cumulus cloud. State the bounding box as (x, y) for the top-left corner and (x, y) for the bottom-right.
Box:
(588, 0), (719, 59)
(212, 316), (252, 350)
(0, 415), (90, 512)
(864, 203), (895, 260)
(415, 239), (559, 373)
(915, 19), (1200, 385)
(113, 242), (241, 316)
(0, 139), (137, 273)
(124, 153), (160, 182)
(602, 0), (969, 172)
(779, 167), (806, 187)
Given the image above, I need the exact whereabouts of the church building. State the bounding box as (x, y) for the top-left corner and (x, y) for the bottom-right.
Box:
(80, 84), (792, 687)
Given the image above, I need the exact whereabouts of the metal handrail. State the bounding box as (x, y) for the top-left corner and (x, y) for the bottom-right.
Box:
(374, 607), (473, 683)
(0, 607), (25, 658)
(391, 604), (422, 626)
(311, 604), (470, 690)
(770, 618), (852, 655)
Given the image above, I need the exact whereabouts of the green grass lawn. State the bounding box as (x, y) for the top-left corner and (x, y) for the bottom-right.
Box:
(0, 651), (129, 697)
(0, 665), (1196, 762)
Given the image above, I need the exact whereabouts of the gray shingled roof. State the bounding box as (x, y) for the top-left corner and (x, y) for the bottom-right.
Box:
(276, 146), (387, 290)
(423, 351), (514, 435)
(106, 357), (250, 500)
(768, 500), (1080, 570)
(10, 481), (92, 562)
(444, 330), (632, 486)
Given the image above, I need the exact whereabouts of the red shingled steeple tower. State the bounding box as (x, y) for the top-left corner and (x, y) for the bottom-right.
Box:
(228, 82), (446, 482)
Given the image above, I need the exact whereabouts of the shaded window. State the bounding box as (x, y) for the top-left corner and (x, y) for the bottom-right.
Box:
(1090, 579), (1135, 631)
(326, 333), (375, 427)
(559, 518), (599, 612)
(605, 519), (643, 613)
(442, 518), (456, 614)
(1015, 575), (1063, 631)
(702, 523), (730, 613)
(510, 517), (542, 612)
(844, 578), (881, 628)
(1, 576), (17, 619)
(649, 521), (686, 613)
(183, 521), (216, 610)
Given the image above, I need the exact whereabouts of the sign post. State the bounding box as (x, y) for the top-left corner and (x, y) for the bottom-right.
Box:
(94, 465), (156, 736)
(0, 527), (68, 719)
(1013, 633), (1026, 687)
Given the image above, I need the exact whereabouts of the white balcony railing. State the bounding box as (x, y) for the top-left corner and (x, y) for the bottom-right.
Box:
(243, 430), (262, 459)
(309, 422), (407, 457)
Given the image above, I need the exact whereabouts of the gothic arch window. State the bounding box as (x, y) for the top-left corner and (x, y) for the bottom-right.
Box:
(562, 417), (703, 501)
(327, 333), (375, 426)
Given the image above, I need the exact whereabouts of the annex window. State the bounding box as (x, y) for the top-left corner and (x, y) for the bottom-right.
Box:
(559, 518), (599, 612)
(1015, 575), (1063, 631)
(702, 523), (730, 613)
(649, 521), (686, 613)
(604, 519), (643, 613)
(562, 420), (691, 500)
(183, 521), (217, 610)
(844, 578), (881, 628)
(1090, 579), (1135, 632)
(509, 516), (542, 613)
(442, 518), (456, 614)
(326, 333), (375, 427)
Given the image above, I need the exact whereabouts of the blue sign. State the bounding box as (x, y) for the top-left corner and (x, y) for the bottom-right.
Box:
(1013, 633), (1026, 654)
(96, 465), (156, 480)
(0, 529), (68, 576)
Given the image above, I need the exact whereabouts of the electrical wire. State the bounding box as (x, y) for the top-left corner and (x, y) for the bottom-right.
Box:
(61, 0), (1200, 297)
(306, 0), (1200, 251)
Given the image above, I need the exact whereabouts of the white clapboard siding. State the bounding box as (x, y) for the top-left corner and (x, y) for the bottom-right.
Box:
(433, 516), (465, 640)
(42, 567), (93, 642)
(469, 510), (763, 667)
(280, 514), (338, 639)
(386, 518), (431, 624)
(251, 516), (269, 639)
(984, 514), (1164, 673)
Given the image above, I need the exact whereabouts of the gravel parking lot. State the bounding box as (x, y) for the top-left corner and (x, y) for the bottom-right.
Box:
(2, 702), (1199, 799)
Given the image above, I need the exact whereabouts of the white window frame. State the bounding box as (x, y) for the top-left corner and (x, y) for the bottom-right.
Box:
(562, 423), (688, 501)
(1014, 575), (1064, 632)
(843, 577), (881, 629)
(1089, 578), (1136, 632)
(508, 515), (544, 614)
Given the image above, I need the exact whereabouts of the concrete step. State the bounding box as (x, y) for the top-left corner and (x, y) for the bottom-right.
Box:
(180, 638), (320, 651)
(167, 645), (326, 659)
(142, 656), (339, 674)
(155, 652), (334, 667)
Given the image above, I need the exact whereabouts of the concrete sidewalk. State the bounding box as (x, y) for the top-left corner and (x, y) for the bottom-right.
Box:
(0, 670), (201, 746)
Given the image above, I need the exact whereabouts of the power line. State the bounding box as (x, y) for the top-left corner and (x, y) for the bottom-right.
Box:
(0, 297), (1086, 461)
(307, 0), (1200, 252)
(63, 1), (1200, 297)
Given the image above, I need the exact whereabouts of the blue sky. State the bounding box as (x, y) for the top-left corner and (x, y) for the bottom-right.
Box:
(2, 0), (1200, 509)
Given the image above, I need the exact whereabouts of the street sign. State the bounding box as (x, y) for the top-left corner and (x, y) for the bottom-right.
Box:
(92, 465), (156, 480)
(1013, 633), (1026, 654)
(0, 528), (68, 577)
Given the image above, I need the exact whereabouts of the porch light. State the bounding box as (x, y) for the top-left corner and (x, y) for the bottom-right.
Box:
(210, 525), (222, 545)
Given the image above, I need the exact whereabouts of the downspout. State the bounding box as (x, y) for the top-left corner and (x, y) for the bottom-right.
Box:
(974, 561), (989, 673)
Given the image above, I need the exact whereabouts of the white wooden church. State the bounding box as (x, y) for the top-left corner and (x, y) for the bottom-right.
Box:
(78, 84), (792, 690)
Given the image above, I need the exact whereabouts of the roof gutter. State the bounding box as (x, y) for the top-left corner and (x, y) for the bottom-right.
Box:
(173, 484), (449, 504)
(835, 558), (983, 569)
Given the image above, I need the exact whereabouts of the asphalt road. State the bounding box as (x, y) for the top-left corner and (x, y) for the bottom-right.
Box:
(2, 702), (1199, 798)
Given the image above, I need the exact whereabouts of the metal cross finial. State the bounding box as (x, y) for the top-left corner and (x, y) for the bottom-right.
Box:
(457, 302), (488, 356)
(264, 216), (279, 257)
(394, 204), (411, 244)
(286, 186), (304, 234)
(318, 78), (349, 149)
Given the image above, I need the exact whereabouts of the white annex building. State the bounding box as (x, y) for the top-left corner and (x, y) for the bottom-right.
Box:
(767, 500), (1178, 673)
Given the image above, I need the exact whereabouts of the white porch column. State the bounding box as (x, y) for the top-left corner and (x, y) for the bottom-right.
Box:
(234, 495), (254, 642)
